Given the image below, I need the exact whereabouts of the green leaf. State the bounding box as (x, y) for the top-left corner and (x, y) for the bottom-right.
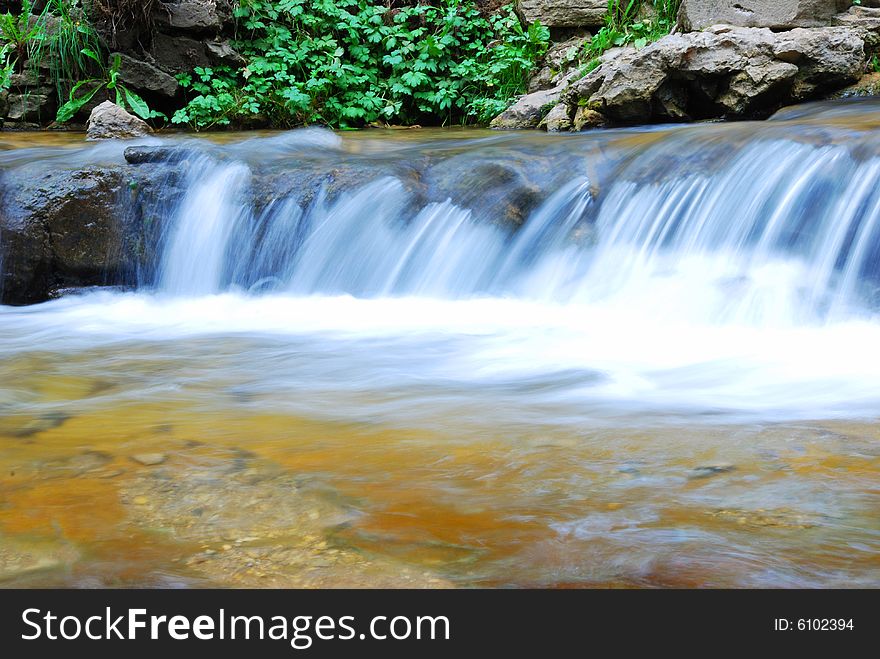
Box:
(56, 83), (103, 123)
(123, 87), (152, 120)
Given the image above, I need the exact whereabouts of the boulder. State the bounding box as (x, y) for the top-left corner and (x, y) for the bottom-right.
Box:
(0, 167), (125, 304)
(560, 25), (864, 125)
(86, 101), (153, 140)
(517, 0), (607, 28)
(678, 0), (852, 31)
(113, 53), (179, 98)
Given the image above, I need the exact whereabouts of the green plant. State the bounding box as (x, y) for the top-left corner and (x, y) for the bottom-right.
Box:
(172, 0), (549, 130)
(580, 0), (680, 68)
(0, 0), (44, 72)
(29, 0), (105, 104)
(56, 52), (163, 122)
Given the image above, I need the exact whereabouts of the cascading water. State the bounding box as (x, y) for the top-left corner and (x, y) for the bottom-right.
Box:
(1, 100), (879, 588)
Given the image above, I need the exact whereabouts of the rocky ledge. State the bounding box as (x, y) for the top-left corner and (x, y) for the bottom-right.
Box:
(493, 2), (880, 131)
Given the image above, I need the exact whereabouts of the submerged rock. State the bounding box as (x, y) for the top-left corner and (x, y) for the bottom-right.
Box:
(86, 101), (153, 141)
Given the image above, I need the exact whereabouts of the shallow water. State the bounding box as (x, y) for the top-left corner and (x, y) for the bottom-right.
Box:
(1, 101), (879, 587)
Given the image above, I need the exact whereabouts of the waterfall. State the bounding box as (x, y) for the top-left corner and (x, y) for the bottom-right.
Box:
(159, 159), (253, 295)
(154, 125), (880, 326)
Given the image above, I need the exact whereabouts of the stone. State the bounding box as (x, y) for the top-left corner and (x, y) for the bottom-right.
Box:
(679, 0), (851, 31)
(529, 34), (591, 92)
(124, 146), (189, 164)
(572, 105), (607, 130)
(490, 85), (565, 129)
(517, 0), (607, 28)
(562, 26), (864, 125)
(690, 464), (737, 479)
(834, 6), (880, 49)
(539, 102), (573, 131)
(113, 53), (179, 98)
(5, 92), (54, 123)
(131, 453), (168, 466)
(205, 40), (246, 66)
(156, 0), (224, 33)
(86, 101), (153, 140)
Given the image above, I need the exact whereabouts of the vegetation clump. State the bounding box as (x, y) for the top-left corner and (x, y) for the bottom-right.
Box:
(172, 0), (549, 130)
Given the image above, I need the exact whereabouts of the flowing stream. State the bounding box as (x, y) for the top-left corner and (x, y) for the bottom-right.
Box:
(1, 100), (879, 587)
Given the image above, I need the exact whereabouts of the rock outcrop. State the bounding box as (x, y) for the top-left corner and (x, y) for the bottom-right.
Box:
(679, 1), (852, 31)
(86, 101), (153, 140)
(497, 24), (866, 131)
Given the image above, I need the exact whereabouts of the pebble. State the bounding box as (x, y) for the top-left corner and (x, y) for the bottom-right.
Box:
(132, 496), (149, 506)
(131, 453), (167, 466)
(690, 464), (736, 479)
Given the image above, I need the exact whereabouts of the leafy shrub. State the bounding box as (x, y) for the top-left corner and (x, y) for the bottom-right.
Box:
(172, 0), (549, 130)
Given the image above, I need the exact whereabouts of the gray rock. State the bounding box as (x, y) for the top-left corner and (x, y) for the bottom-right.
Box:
(156, 0), (223, 33)
(517, 0), (607, 28)
(679, 0), (851, 31)
(562, 26), (864, 125)
(86, 101), (153, 140)
(834, 6), (880, 49)
(205, 40), (246, 66)
(490, 85), (565, 129)
(529, 34), (591, 92)
(113, 53), (179, 98)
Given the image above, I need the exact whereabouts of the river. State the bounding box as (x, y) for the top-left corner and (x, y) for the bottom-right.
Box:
(1, 100), (879, 587)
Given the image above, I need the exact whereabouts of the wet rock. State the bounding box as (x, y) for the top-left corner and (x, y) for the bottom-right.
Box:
(86, 101), (153, 140)
(124, 145), (189, 164)
(0, 164), (129, 304)
(690, 464), (737, 479)
(131, 453), (167, 466)
(113, 53), (179, 98)
(680, 0), (850, 31)
(517, 0), (607, 28)
(562, 26), (865, 125)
